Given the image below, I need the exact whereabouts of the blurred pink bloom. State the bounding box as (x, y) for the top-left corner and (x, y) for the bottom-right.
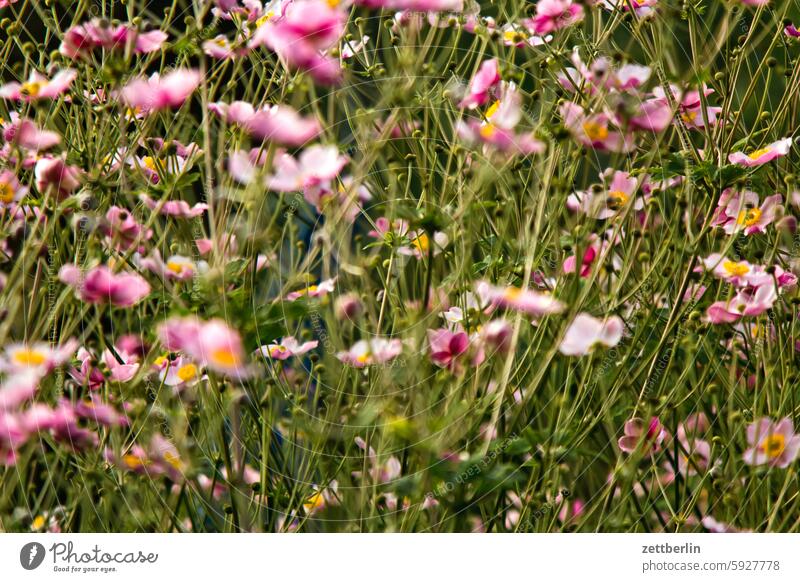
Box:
(600, 0), (657, 16)
(568, 169), (641, 219)
(257, 337), (318, 360)
(0, 69), (76, 101)
(0, 170), (28, 207)
(743, 418), (800, 468)
(266, 146), (347, 192)
(138, 193), (208, 218)
(459, 58), (500, 109)
(652, 83), (721, 129)
(3, 114), (61, 151)
(210, 100), (320, 146)
(356, 0), (462, 10)
(335, 293), (363, 320)
(428, 328), (470, 370)
(786, 24), (800, 37)
(354, 436), (402, 483)
(559, 313), (623, 356)
(157, 317), (250, 378)
(1, 341), (77, 376)
(203, 35), (249, 59)
(286, 277), (336, 301)
(729, 138), (792, 167)
(60, 19), (167, 59)
(74, 396), (129, 427)
(481, 319), (513, 354)
(101, 206), (152, 252)
(0, 371), (39, 410)
(561, 102), (635, 153)
(139, 251), (195, 281)
(475, 280), (565, 316)
(249, 0), (345, 84)
(34, 156), (82, 198)
(118, 69), (201, 113)
(107, 434), (184, 481)
(711, 189), (782, 235)
(618, 417), (668, 454)
(528, 0), (583, 35)
(337, 338), (403, 367)
(59, 264), (151, 307)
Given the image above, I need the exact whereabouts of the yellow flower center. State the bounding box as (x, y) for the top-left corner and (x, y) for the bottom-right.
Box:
(210, 348), (240, 368)
(154, 355), (168, 367)
(680, 110), (698, 123)
(355, 352), (371, 365)
(479, 123), (497, 139)
(582, 121), (609, 141)
(0, 181), (15, 204)
(163, 451), (182, 470)
(485, 99), (501, 119)
(21, 81), (43, 97)
(256, 11), (275, 27)
(607, 190), (629, 207)
(748, 147), (772, 160)
(142, 156), (164, 173)
(503, 287), (523, 301)
(31, 515), (46, 530)
(297, 285), (318, 296)
(122, 454), (147, 469)
(723, 260), (749, 277)
(736, 207), (762, 227)
(13, 349), (47, 366)
(760, 434), (786, 459)
(166, 260), (186, 274)
(214, 37), (228, 47)
(177, 363), (198, 382)
(304, 491), (325, 512)
(412, 233), (430, 252)
(503, 30), (527, 44)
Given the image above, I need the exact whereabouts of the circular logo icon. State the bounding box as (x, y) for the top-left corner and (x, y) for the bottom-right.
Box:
(20, 542), (46, 570)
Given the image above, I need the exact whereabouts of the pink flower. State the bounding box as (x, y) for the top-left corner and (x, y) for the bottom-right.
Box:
(101, 206), (152, 252)
(139, 251), (195, 281)
(157, 317), (250, 378)
(267, 146), (347, 193)
(560, 102), (635, 153)
(568, 170), (641, 219)
(355, 0), (463, 10)
(59, 264), (150, 307)
(138, 194), (208, 218)
(210, 100), (320, 146)
(118, 69), (201, 113)
(60, 19), (167, 59)
(0, 341), (77, 377)
(74, 395), (129, 427)
(618, 417), (669, 454)
(0, 69), (77, 101)
(559, 313), (623, 356)
(0, 371), (39, 410)
(652, 84), (722, 129)
(257, 337), (318, 360)
(0, 170), (28, 207)
(34, 156), (82, 198)
(786, 24), (800, 37)
(459, 59), (500, 109)
(3, 115), (61, 151)
(475, 280), (565, 316)
(107, 434), (184, 481)
(710, 189), (782, 235)
(337, 338), (403, 367)
(157, 355), (202, 390)
(728, 138), (792, 167)
(481, 319), (513, 354)
(202, 35), (248, 59)
(457, 84), (546, 155)
(600, 0), (657, 16)
(427, 328), (470, 370)
(286, 277), (336, 301)
(529, 0), (584, 35)
(743, 418), (800, 468)
(706, 285), (778, 324)
(249, 0), (345, 84)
